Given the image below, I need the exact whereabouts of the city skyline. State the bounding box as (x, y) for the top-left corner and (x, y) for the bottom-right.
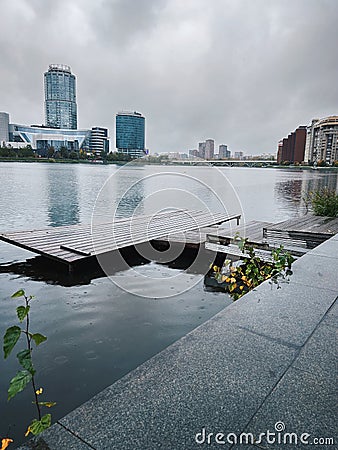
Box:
(0, 0), (337, 154)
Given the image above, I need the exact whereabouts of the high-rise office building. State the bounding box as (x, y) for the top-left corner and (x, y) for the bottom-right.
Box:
(198, 142), (206, 159)
(189, 149), (199, 158)
(205, 139), (214, 159)
(277, 126), (306, 164)
(44, 64), (77, 129)
(0, 112), (9, 143)
(304, 116), (338, 164)
(90, 127), (109, 156)
(219, 144), (230, 159)
(116, 111), (145, 158)
(234, 151), (244, 160)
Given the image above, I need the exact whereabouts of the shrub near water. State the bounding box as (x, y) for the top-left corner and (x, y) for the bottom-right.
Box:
(213, 236), (295, 301)
(308, 188), (338, 217)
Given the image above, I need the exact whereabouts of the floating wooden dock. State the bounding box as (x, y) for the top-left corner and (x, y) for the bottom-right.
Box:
(1, 212), (336, 274)
(0, 210), (241, 268)
(205, 215), (338, 260)
(263, 215), (338, 249)
(205, 220), (278, 260)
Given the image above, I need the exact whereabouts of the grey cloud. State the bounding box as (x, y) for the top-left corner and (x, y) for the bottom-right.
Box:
(0, 0), (337, 154)
(89, 0), (168, 48)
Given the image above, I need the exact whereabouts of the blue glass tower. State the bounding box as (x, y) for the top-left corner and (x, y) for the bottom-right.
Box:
(116, 111), (145, 157)
(44, 64), (77, 129)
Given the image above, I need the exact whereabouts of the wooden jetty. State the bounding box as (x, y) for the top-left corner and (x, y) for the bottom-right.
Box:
(205, 220), (279, 261)
(263, 215), (338, 249)
(0, 210), (241, 269)
(1, 211), (336, 275)
(205, 215), (338, 260)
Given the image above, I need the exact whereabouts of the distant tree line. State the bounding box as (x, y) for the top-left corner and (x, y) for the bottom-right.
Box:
(279, 159), (338, 167)
(0, 144), (35, 158)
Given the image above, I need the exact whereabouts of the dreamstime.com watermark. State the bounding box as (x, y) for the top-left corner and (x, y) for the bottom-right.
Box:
(195, 422), (335, 446)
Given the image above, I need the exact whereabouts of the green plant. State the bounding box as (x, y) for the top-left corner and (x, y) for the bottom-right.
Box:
(317, 159), (327, 167)
(306, 188), (338, 217)
(3, 290), (55, 441)
(213, 237), (295, 300)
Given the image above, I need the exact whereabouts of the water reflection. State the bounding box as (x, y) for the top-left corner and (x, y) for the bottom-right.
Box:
(94, 167), (146, 220)
(115, 179), (145, 218)
(47, 166), (80, 226)
(142, 171), (231, 215)
(274, 171), (338, 217)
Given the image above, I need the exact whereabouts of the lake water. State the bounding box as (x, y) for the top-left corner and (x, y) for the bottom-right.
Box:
(0, 162), (336, 446)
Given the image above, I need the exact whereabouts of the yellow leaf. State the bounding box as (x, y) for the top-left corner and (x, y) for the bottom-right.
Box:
(230, 277), (236, 283)
(225, 277), (231, 282)
(36, 388), (43, 395)
(1, 438), (14, 450)
(213, 265), (219, 272)
(240, 286), (244, 290)
(39, 401), (56, 408)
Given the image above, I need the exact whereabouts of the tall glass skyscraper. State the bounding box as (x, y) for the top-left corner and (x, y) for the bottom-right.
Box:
(44, 64), (77, 129)
(116, 111), (145, 158)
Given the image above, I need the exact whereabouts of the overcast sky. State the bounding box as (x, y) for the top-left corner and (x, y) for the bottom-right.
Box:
(0, 0), (337, 155)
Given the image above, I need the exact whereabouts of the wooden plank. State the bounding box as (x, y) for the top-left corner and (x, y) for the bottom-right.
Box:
(262, 215), (338, 251)
(205, 220), (311, 257)
(60, 211), (236, 253)
(89, 213), (239, 254)
(205, 242), (276, 262)
(265, 215), (338, 234)
(207, 221), (273, 246)
(59, 245), (92, 256)
(205, 241), (305, 259)
(0, 210), (241, 265)
(2, 210), (232, 247)
(0, 211), (187, 248)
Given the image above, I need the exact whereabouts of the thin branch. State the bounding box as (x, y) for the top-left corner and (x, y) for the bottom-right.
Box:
(24, 294), (41, 421)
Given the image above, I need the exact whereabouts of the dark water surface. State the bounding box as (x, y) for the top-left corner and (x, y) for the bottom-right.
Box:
(0, 162), (336, 446)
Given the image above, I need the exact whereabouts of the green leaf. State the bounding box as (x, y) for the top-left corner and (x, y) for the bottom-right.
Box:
(8, 370), (32, 400)
(31, 333), (47, 346)
(16, 305), (30, 322)
(3, 326), (21, 359)
(27, 414), (51, 435)
(17, 349), (35, 375)
(37, 401), (56, 408)
(11, 289), (25, 298)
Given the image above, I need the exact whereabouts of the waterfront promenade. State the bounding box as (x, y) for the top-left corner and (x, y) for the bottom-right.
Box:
(19, 235), (337, 449)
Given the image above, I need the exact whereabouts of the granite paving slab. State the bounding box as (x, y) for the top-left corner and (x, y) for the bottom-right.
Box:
(290, 251), (338, 292)
(292, 314), (337, 381)
(243, 367), (336, 450)
(58, 323), (298, 450)
(306, 238), (338, 259)
(214, 280), (336, 347)
(321, 299), (338, 328)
